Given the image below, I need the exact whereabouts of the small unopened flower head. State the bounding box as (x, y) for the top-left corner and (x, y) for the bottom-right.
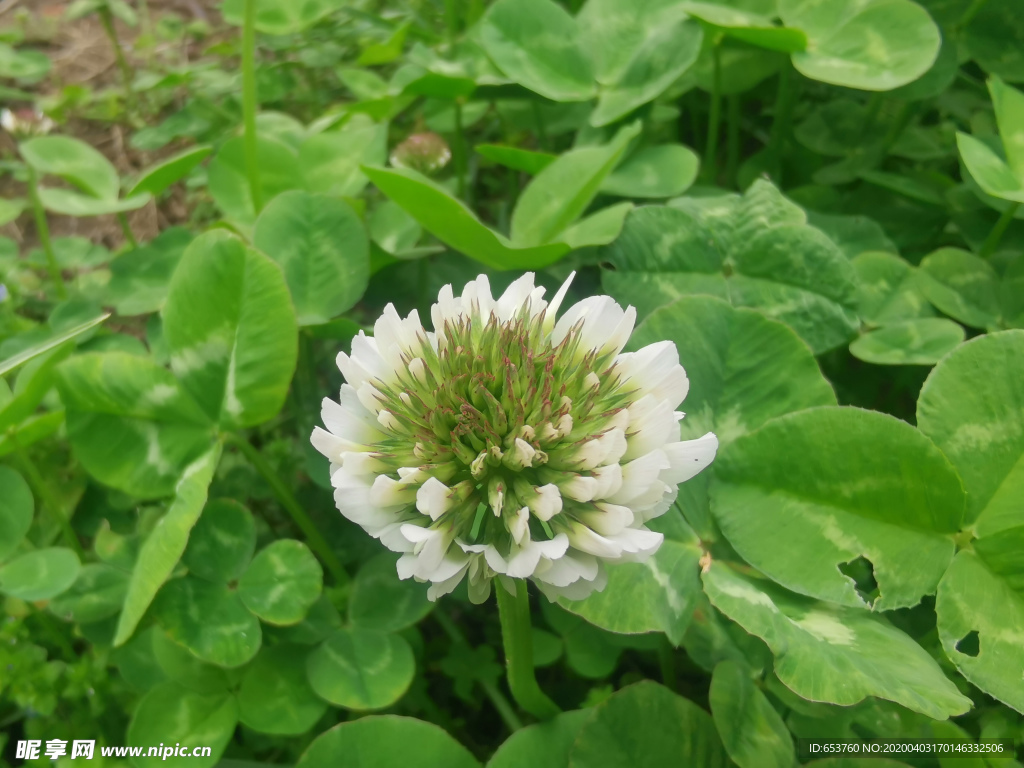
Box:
(1, 108), (55, 139)
(312, 274), (718, 603)
(390, 132), (452, 175)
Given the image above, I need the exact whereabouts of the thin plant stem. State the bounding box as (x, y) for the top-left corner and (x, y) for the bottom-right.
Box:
(433, 609), (524, 732)
(980, 202), (1020, 259)
(454, 99), (467, 200)
(532, 101), (549, 152)
(25, 165), (66, 300)
(98, 6), (135, 110)
(768, 61), (797, 186)
(10, 433), (83, 558)
(241, 0), (264, 214)
(726, 94), (740, 188)
(443, 0), (459, 44)
(702, 41), (723, 184)
(955, 0), (989, 31)
(496, 580), (560, 719)
(658, 637), (678, 692)
(227, 433), (349, 585)
(117, 212), (138, 248)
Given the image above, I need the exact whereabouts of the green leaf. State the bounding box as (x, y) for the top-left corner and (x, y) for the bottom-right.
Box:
(917, 330), (1024, 537)
(0, 411), (65, 459)
(487, 710), (591, 768)
(849, 318), (965, 365)
(560, 202), (634, 250)
(155, 576), (262, 667)
(128, 145), (212, 198)
(162, 230), (298, 430)
(600, 145), (700, 199)
(568, 680), (729, 768)
(851, 251), (934, 325)
(702, 562), (972, 719)
(916, 247), (1002, 329)
(479, 0), (595, 102)
(151, 629), (230, 694)
(57, 352), (214, 499)
(363, 166), (569, 269)
(114, 446), (221, 647)
(0, 312), (109, 377)
(106, 228), (194, 317)
(0, 547), (80, 601)
(961, 0), (1024, 84)
(348, 552), (432, 633)
(296, 716), (479, 768)
(207, 135), (303, 228)
(238, 643), (327, 734)
(779, 0), (941, 90)
(511, 122), (640, 246)
(253, 191), (370, 326)
(0, 196), (25, 226)
(709, 660), (795, 768)
(300, 117), (388, 198)
(0, 43), (51, 81)
(559, 537), (702, 645)
(630, 295), (836, 539)
(49, 563), (129, 623)
(127, 683), (237, 768)
(220, 0), (346, 35)
(936, 550), (1024, 714)
(991, 75), (1024, 176)
(306, 628), (416, 709)
(36, 187), (152, 216)
(239, 539), (323, 625)
(713, 406), (965, 609)
(579, 0), (704, 126)
(604, 184), (860, 353)
(683, 3), (807, 52)
(183, 499), (255, 583)
(475, 144), (556, 175)
(20, 135), (120, 200)
(0, 466), (32, 562)
(956, 132), (1024, 203)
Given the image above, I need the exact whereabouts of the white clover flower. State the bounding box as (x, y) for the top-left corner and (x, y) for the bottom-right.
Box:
(312, 273), (718, 603)
(1, 108), (55, 138)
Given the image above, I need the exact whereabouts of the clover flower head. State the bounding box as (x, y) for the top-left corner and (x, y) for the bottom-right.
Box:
(389, 131), (452, 175)
(1, 108), (54, 138)
(312, 274), (718, 603)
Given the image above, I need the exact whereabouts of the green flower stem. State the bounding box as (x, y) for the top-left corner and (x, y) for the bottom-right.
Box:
(496, 579), (561, 720)
(454, 99), (468, 201)
(433, 609), (524, 732)
(980, 202), (1020, 260)
(98, 5), (135, 111)
(532, 101), (550, 152)
(25, 165), (66, 301)
(9, 431), (83, 558)
(955, 0), (989, 32)
(726, 94), (740, 188)
(117, 212), (138, 248)
(226, 432), (349, 586)
(768, 61), (797, 185)
(702, 40), (723, 184)
(658, 636), (677, 691)
(241, 0), (264, 214)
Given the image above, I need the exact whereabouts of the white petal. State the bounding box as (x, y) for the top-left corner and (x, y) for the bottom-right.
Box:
(495, 273), (537, 323)
(310, 426), (360, 462)
(662, 432), (719, 484)
(506, 534), (569, 578)
(577, 502), (634, 537)
(321, 396), (383, 444)
(534, 549), (599, 587)
(509, 506), (530, 545)
(542, 271), (575, 335)
(561, 474), (599, 502)
(591, 463), (623, 499)
(416, 477), (453, 520)
(567, 523), (623, 559)
(536, 567), (607, 601)
(427, 561), (471, 601)
(615, 340), (690, 408)
(624, 395), (678, 461)
(530, 484), (563, 522)
(370, 474), (416, 507)
(608, 449), (670, 505)
(614, 527), (664, 561)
